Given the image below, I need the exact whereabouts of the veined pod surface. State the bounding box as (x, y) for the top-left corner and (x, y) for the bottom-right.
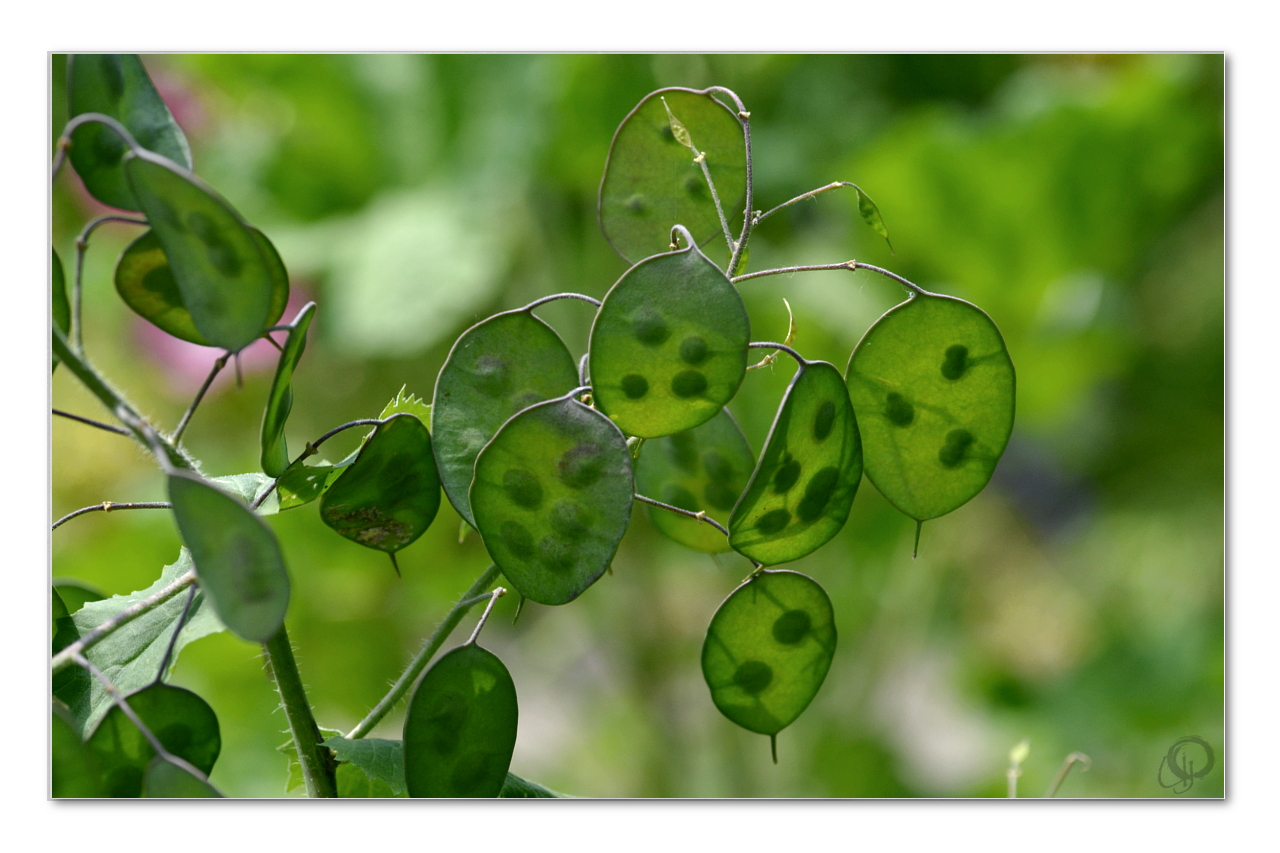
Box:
(123, 149), (278, 352)
(66, 54), (192, 211)
(85, 682), (221, 798)
(319, 413), (442, 554)
(635, 408), (754, 553)
(168, 471), (290, 642)
(433, 308), (580, 527)
(470, 396), (632, 606)
(729, 360), (862, 565)
(115, 227), (289, 347)
(403, 644), (518, 798)
(260, 303), (317, 478)
(589, 238), (749, 438)
(599, 87), (746, 265)
(846, 293), (1015, 521)
(702, 569), (836, 737)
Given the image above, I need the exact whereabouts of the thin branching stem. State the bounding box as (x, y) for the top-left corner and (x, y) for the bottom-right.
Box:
(748, 341), (806, 366)
(75, 652), (215, 784)
(347, 563), (502, 739)
(522, 292), (603, 311)
(154, 583), (198, 683)
(52, 501), (171, 531)
(1044, 752), (1091, 798)
(754, 181), (856, 226)
(705, 86), (754, 276)
(733, 260), (928, 297)
(465, 588), (507, 646)
(662, 96), (734, 256)
(635, 493), (732, 539)
(251, 418), (388, 510)
(172, 352), (233, 443)
(71, 215), (148, 351)
(52, 408), (131, 437)
(51, 113), (142, 183)
(51, 568), (197, 674)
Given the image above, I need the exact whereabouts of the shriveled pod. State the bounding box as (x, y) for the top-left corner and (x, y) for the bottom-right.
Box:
(634, 409), (754, 553)
(115, 227), (289, 347)
(729, 359), (862, 565)
(598, 87), (747, 264)
(470, 394), (633, 606)
(846, 292), (1015, 523)
(432, 307), (580, 527)
(589, 230), (749, 439)
(260, 303), (316, 477)
(319, 413), (442, 557)
(52, 249), (69, 371)
(85, 682), (221, 798)
(403, 644), (518, 798)
(701, 570), (836, 755)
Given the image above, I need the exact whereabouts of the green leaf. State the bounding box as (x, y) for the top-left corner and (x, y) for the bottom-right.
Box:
(52, 248), (69, 371)
(701, 570), (836, 737)
(143, 756), (223, 798)
(854, 186), (893, 252)
(845, 293), (1015, 521)
(322, 735), (407, 796)
(599, 88), (746, 264)
(63, 550), (225, 737)
(86, 682), (220, 798)
(432, 308), (580, 527)
(52, 579), (106, 614)
(319, 414), (442, 554)
(114, 227), (290, 346)
(589, 240), (749, 438)
(499, 772), (573, 798)
(729, 361), (863, 565)
(378, 384), (432, 422)
(52, 708), (106, 798)
(122, 148), (280, 352)
(471, 396), (633, 606)
(168, 471), (290, 642)
(278, 726), (342, 796)
(52, 585), (89, 709)
(336, 762), (403, 798)
(403, 644), (518, 798)
(635, 409), (754, 553)
(209, 471), (279, 515)
(66, 54), (191, 211)
(276, 451), (356, 512)
(261, 302), (317, 478)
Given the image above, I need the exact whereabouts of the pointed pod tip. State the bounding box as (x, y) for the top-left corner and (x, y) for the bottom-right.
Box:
(913, 520), (923, 559)
(771, 733), (778, 765)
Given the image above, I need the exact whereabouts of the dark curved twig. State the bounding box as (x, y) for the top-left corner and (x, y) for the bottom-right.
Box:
(748, 341), (806, 366)
(52, 408), (131, 437)
(172, 352), (233, 443)
(52, 501), (172, 531)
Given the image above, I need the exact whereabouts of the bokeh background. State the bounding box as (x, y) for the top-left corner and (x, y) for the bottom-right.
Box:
(50, 54), (1224, 798)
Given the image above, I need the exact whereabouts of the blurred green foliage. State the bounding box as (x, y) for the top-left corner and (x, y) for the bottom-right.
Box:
(52, 54), (1223, 798)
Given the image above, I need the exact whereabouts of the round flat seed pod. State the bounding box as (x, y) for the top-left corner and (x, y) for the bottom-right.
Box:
(599, 87), (746, 264)
(589, 240), (749, 438)
(635, 408), (754, 553)
(701, 570), (836, 736)
(432, 308), (580, 527)
(403, 644), (518, 798)
(470, 396), (633, 606)
(123, 149), (278, 353)
(53, 708), (106, 798)
(115, 227), (289, 347)
(260, 303), (316, 478)
(53, 249), (69, 371)
(845, 293), (1015, 521)
(67, 54), (192, 212)
(143, 757), (222, 798)
(168, 471), (290, 642)
(729, 361), (863, 565)
(319, 413), (442, 554)
(86, 683), (221, 798)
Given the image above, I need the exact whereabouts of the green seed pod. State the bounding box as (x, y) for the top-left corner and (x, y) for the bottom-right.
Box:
(846, 293), (1015, 521)
(123, 149), (279, 352)
(729, 360), (863, 565)
(114, 227), (289, 347)
(635, 408), (754, 553)
(598, 87), (746, 265)
(52, 249), (69, 372)
(143, 756), (222, 798)
(589, 237), (749, 438)
(168, 471), (290, 642)
(470, 396), (633, 606)
(701, 570), (836, 738)
(53, 708), (106, 798)
(86, 683), (221, 798)
(66, 54), (192, 211)
(403, 644), (518, 798)
(319, 414), (442, 554)
(433, 308), (580, 527)
(260, 303), (316, 478)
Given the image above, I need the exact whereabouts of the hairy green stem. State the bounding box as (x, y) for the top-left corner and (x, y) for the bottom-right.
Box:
(262, 626), (338, 798)
(51, 568), (197, 674)
(72, 215), (148, 351)
(52, 326), (196, 472)
(346, 563), (502, 739)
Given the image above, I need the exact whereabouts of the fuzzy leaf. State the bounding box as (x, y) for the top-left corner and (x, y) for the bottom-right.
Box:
(323, 735), (407, 796)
